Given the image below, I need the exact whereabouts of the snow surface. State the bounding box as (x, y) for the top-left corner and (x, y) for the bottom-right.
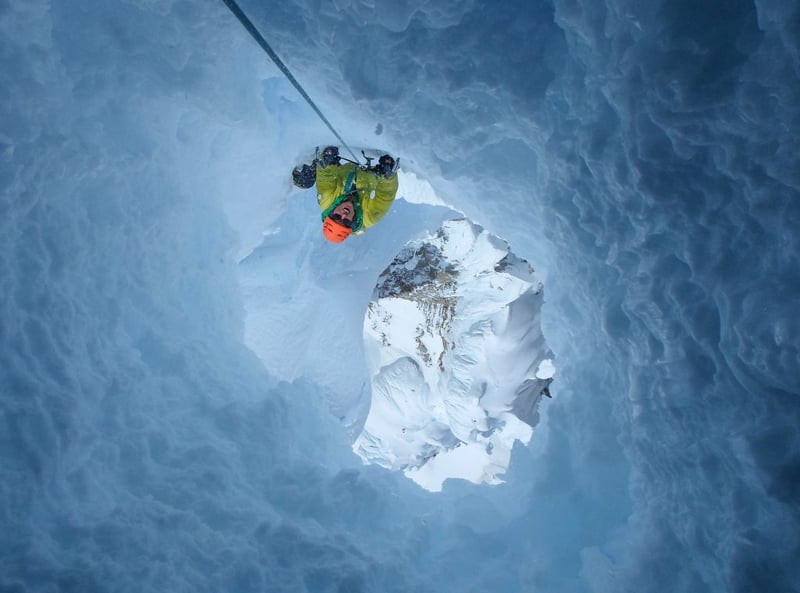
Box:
(2, 1), (799, 592)
(356, 218), (553, 491)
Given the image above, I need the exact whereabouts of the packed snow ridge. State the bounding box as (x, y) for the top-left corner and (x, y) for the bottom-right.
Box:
(355, 219), (555, 491)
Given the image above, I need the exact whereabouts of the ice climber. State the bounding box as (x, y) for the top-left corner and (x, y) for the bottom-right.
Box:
(292, 146), (399, 244)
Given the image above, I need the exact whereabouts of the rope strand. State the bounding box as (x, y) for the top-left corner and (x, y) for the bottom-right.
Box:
(221, 0), (360, 163)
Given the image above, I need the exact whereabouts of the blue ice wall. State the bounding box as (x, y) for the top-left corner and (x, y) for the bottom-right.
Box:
(2, 0), (798, 592)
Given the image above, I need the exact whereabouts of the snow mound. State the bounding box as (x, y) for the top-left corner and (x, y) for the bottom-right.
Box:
(355, 219), (554, 491)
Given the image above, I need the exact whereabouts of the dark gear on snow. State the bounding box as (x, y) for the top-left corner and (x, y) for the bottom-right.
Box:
(320, 146), (340, 168)
(376, 154), (397, 178)
(292, 164), (316, 189)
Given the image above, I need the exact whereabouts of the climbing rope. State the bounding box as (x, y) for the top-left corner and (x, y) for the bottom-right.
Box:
(221, 0), (361, 163)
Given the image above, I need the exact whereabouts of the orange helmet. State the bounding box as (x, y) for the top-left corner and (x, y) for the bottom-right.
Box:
(322, 217), (353, 243)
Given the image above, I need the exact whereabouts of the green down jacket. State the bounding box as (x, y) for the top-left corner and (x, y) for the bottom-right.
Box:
(315, 162), (398, 233)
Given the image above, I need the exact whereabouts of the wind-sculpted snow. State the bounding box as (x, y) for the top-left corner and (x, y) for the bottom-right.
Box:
(356, 220), (554, 490)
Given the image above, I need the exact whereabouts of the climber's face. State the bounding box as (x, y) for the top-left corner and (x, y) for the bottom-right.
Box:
(330, 200), (355, 227)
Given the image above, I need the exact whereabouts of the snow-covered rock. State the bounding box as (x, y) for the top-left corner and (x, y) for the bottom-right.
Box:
(355, 219), (554, 491)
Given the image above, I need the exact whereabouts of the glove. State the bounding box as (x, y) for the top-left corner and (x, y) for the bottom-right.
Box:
(292, 164), (316, 189)
(320, 146), (340, 167)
